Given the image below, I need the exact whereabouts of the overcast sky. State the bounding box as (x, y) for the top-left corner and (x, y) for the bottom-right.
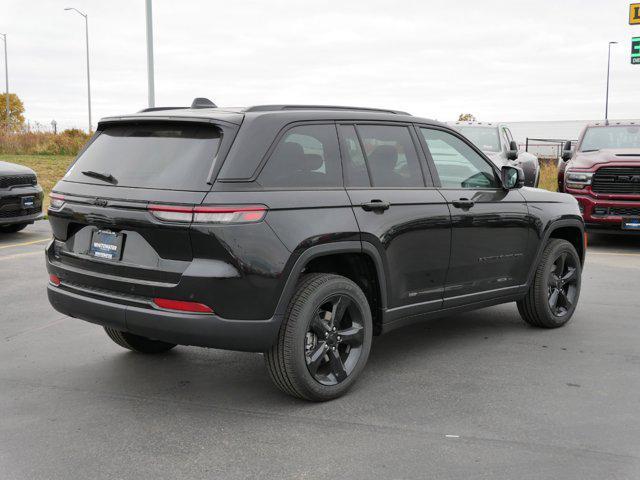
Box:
(3, 0), (639, 130)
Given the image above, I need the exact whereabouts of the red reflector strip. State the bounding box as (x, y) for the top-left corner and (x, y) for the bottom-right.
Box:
(148, 204), (194, 213)
(192, 205), (267, 213)
(49, 274), (61, 286)
(153, 298), (213, 313)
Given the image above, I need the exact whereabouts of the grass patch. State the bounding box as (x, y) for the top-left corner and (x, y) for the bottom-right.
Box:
(538, 161), (558, 192)
(1, 154), (75, 210)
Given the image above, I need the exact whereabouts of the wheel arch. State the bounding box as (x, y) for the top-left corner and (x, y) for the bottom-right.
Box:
(526, 218), (585, 287)
(274, 242), (388, 334)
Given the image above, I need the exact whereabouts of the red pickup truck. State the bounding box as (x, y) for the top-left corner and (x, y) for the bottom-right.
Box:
(558, 121), (640, 233)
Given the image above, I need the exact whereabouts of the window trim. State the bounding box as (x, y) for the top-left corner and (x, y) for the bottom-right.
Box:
(253, 121), (344, 190)
(416, 124), (503, 190)
(337, 121), (429, 189)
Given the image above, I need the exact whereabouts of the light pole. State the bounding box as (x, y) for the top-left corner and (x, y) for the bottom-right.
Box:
(605, 41), (618, 122)
(145, 0), (155, 108)
(0, 33), (8, 129)
(65, 7), (92, 133)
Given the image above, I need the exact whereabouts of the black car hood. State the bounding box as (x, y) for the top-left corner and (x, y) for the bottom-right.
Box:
(0, 161), (36, 176)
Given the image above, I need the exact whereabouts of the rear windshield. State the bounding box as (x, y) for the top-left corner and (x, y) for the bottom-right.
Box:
(64, 123), (221, 190)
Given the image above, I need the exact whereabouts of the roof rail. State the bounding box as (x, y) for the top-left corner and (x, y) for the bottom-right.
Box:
(137, 106), (188, 113)
(244, 105), (411, 115)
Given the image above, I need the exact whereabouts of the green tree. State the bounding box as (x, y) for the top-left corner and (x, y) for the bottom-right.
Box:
(458, 113), (477, 122)
(0, 93), (26, 130)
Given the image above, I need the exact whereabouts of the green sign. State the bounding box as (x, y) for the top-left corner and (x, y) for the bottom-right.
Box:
(633, 37), (640, 64)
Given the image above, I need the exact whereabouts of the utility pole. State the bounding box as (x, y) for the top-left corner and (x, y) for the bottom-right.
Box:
(605, 41), (618, 122)
(65, 8), (92, 133)
(0, 33), (9, 129)
(146, 0), (155, 107)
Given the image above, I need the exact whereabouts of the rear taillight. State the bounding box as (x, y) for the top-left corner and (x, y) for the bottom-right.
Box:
(49, 193), (65, 209)
(152, 298), (213, 313)
(148, 204), (267, 224)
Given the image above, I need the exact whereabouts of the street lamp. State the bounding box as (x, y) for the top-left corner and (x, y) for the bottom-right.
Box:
(605, 41), (618, 122)
(0, 33), (8, 129)
(65, 7), (92, 133)
(145, 0), (155, 108)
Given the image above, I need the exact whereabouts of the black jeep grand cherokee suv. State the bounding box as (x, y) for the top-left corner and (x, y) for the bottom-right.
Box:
(46, 100), (585, 401)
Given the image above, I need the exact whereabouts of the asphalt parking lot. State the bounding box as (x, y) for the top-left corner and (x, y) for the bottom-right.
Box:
(1, 221), (639, 480)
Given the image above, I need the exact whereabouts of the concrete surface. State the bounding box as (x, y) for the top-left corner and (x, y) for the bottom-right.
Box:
(1, 221), (639, 479)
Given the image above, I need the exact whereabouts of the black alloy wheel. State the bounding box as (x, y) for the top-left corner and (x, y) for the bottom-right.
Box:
(517, 238), (582, 328)
(304, 294), (365, 386)
(547, 251), (579, 317)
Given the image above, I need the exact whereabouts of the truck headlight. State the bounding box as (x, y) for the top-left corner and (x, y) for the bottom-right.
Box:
(565, 170), (593, 189)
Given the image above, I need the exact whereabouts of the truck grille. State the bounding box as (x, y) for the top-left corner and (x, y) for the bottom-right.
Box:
(0, 195), (42, 218)
(608, 207), (640, 216)
(592, 167), (640, 195)
(0, 174), (37, 189)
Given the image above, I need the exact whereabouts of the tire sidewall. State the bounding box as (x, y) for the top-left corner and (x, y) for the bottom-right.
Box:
(537, 241), (582, 326)
(287, 276), (373, 401)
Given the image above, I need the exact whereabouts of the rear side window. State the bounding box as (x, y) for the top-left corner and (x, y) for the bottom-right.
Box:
(258, 124), (342, 188)
(356, 125), (424, 188)
(64, 123), (221, 191)
(339, 125), (370, 187)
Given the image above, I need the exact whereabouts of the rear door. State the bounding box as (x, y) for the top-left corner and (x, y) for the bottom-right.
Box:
(418, 126), (530, 307)
(338, 123), (451, 318)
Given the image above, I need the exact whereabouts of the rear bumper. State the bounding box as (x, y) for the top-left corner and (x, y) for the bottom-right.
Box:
(0, 185), (44, 225)
(47, 283), (282, 352)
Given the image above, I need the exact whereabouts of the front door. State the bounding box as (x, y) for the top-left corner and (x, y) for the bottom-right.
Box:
(418, 126), (530, 308)
(338, 123), (451, 317)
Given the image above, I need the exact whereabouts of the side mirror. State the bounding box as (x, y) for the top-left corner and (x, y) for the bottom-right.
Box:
(561, 140), (573, 161)
(507, 140), (519, 161)
(501, 165), (525, 189)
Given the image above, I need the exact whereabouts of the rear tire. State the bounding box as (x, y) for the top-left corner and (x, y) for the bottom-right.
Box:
(0, 223), (28, 233)
(265, 273), (373, 401)
(104, 327), (177, 354)
(517, 239), (581, 328)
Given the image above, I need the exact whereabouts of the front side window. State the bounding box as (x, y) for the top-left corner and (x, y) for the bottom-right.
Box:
(258, 124), (342, 188)
(356, 125), (424, 188)
(421, 128), (500, 189)
(580, 125), (640, 151)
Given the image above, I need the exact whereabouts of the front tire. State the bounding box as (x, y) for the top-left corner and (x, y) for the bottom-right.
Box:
(265, 273), (373, 401)
(517, 239), (581, 328)
(104, 327), (177, 354)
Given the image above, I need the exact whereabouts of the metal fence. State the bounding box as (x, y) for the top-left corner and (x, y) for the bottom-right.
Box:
(523, 137), (577, 161)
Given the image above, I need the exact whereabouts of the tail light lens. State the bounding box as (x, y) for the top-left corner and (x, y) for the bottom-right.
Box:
(49, 193), (65, 209)
(149, 204), (267, 224)
(153, 298), (213, 313)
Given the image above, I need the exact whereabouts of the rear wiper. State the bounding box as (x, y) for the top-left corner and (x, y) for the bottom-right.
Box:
(580, 149), (600, 153)
(81, 170), (118, 184)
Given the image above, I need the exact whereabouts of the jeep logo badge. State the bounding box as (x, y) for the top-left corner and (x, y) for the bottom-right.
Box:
(93, 198), (108, 207)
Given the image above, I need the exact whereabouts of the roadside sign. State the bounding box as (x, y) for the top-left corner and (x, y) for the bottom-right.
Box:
(632, 37), (640, 64)
(631, 3), (640, 24)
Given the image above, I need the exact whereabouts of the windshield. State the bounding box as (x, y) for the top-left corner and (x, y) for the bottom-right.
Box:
(453, 126), (501, 152)
(580, 125), (640, 151)
(64, 122), (222, 191)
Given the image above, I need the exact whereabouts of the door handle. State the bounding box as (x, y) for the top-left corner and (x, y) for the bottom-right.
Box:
(452, 198), (475, 209)
(361, 199), (390, 212)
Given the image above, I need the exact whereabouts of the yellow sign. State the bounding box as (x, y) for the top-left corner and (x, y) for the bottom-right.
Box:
(631, 3), (640, 24)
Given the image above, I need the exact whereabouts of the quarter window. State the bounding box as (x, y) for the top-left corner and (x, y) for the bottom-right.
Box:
(258, 125), (342, 188)
(421, 128), (500, 189)
(356, 125), (424, 188)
